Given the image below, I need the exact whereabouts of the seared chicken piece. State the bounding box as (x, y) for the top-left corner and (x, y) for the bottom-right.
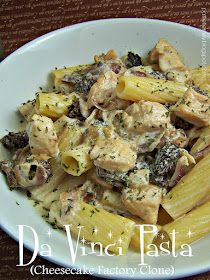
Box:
(101, 189), (130, 215)
(59, 181), (102, 220)
(94, 49), (125, 75)
(94, 49), (118, 62)
(122, 184), (162, 224)
(61, 50), (125, 95)
(102, 189), (125, 209)
(78, 180), (102, 205)
(124, 101), (170, 133)
(90, 137), (137, 172)
(170, 88), (210, 127)
(101, 107), (166, 153)
(27, 114), (59, 159)
(87, 71), (129, 110)
(148, 39), (190, 83)
(126, 169), (150, 188)
(160, 124), (189, 148)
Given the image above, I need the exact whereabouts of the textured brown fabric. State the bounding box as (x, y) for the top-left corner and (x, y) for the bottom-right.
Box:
(0, 0), (210, 279)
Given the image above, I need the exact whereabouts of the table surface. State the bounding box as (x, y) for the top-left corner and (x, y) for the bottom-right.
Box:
(0, 0), (210, 279)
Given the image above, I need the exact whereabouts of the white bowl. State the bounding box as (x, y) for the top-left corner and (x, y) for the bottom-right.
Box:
(0, 18), (209, 279)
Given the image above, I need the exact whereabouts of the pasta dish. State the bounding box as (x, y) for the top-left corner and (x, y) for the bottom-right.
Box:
(0, 39), (210, 254)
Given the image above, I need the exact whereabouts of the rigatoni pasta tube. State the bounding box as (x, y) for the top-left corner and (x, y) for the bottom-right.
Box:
(61, 144), (93, 176)
(52, 64), (91, 93)
(35, 93), (73, 119)
(52, 64), (90, 82)
(49, 200), (136, 254)
(130, 218), (161, 253)
(59, 124), (85, 151)
(100, 190), (162, 252)
(163, 201), (210, 250)
(116, 76), (188, 103)
(162, 153), (210, 219)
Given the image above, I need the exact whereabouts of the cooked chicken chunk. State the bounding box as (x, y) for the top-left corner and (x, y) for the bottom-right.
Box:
(159, 124), (189, 148)
(148, 39), (190, 83)
(124, 101), (170, 133)
(59, 181), (102, 220)
(122, 184), (162, 224)
(94, 49), (125, 75)
(26, 114), (59, 159)
(101, 108), (167, 153)
(78, 180), (102, 205)
(90, 137), (137, 172)
(87, 71), (129, 110)
(170, 88), (210, 127)
(126, 169), (150, 188)
(94, 49), (118, 62)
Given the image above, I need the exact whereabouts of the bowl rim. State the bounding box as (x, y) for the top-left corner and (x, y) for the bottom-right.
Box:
(1, 17), (209, 66)
(0, 18), (210, 279)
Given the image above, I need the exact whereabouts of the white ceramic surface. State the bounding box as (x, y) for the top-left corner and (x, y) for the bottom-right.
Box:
(0, 18), (210, 279)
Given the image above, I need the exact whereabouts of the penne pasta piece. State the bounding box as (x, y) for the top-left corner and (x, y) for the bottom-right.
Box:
(35, 92), (74, 119)
(161, 153), (210, 219)
(116, 76), (188, 103)
(163, 201), (210, 250)
(49, 200), (135, 254)
(61, 143), (93, 176)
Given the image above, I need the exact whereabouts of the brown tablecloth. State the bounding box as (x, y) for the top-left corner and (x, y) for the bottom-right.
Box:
(0, 0), (210, 279)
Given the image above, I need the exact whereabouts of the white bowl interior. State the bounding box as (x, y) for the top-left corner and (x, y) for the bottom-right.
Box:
(0, 18), (210, 279)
